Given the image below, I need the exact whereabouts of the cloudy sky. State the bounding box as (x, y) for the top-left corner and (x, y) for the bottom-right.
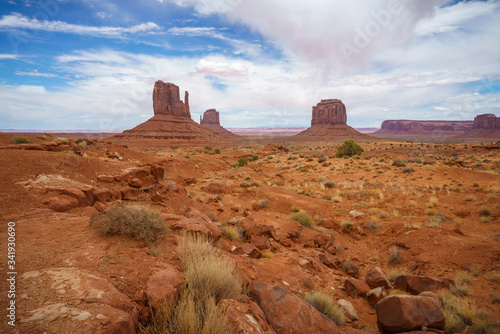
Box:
(0, 0), (499, 130)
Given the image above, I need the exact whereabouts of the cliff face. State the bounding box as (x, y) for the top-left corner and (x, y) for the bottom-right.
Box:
(472, 114), (500, 129)
(311, 99), (347, 126)
(153, 81), (190, 118)
(200, 109), (220, 125)
(379, 120), (473, 133)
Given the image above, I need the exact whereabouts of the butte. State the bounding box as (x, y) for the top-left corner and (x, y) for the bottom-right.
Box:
(113, 81), (229, 147)
(296, 99), (366, 140)
(200, 109), (239, 138)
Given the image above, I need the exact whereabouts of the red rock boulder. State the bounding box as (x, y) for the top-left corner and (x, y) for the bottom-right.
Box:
(248, 281), (339, 334)
(394, 275), (454, 295)
(145, 266), (185, 309)
(365, 267), (392, 289)
(376, 294), (445, 333)
(219, 295), (276, 334)
(345, 277), (371, 298)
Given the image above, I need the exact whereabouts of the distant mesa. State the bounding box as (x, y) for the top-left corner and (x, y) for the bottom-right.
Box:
(296, 99), (366, 139)
(461, 114), (500, 139)
(372, 119), (473, 138)
(113, 81), (229, 146)
(200, 109), (239, 138)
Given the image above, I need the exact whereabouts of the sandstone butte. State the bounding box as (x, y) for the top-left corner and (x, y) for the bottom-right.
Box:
(461, 113), (500, 139)
(113, 81), (230, 147)
(200, 109), (239, 138)
(372, 120), (473, 139)
(296, 99), (367, 139)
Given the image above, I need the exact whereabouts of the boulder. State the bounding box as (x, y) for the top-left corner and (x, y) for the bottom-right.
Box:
(376, 294), (445, 334)
(365, 267), (392, 289)
(366, 287), (387, 307)
(394, 275), (454, 295)
(45, 196), (79, 212)
(145, 266), (185, 309)
(251, 235), (271, 250)
(337, 299), (358, 321)
(115, 166), (157, 190)
(204, 181), (228, 194)
(233, 243), (262, 258)
(248, 281), (339, 334)
(20, 268), (137, 333)
(59, 187), (91, 207)
(345, 278), (371, 298)
(246, 223), (280, 241)
(93, 188), (113, 203)
(121, 188), (141, 200)
(219, 295), (276, 334)
(167, 218), (222, 241)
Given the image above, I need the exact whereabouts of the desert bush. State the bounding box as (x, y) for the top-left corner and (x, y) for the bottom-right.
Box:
(464, 195), (477, 202)
(386, 267), (410, 282)
(257, 199), (270, 209)
(485, 270), (500, 282)
(318, 156), (327, 163)
(239, 181), (250, 187)
(11, 135), (31, 144)
(392, 159), (407, 167)
(455, 271), (474, 286)
(335, 140), (363, 158)
(214, 148), (221, 154)
(290, 211), (314, 228)
(220, 226), (242, 241)
(340, 221), (353, 230)
(464, 264), (482, 276)
(428, 196), (439, 207)
(403, 167), (414, 174)
(323, 181), (335, 188)
(451, 282), (471, 297)
(290, 205), (300, 212)
(388, 246), (404, 265)
(341, 260), (359, 277)
(206, 212), (220, 222)
(91, 205), (167, 245)
(478, 206), (491, 216)
(78, 141), (88, 149)
(234, 157), (248, 168)
(490, 292), (500, 304)
(332, 196), (342, 203)
(302, 292), (345, 326)
(261, 250), (273, 258)
(364, 220), (383, 233)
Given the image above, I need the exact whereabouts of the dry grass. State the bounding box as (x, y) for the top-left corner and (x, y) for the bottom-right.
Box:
(257, 199), (270, 209)
(340, 221), (353, 230)
(220, 226), (242, 241)
(341, 260), (359, 277)
(302, 292), (345, 326)
(91, 205), (167, 245)
(388, 246), (404, 265)
(485, 270), (500, 282)
(290, 211), (314, 228)
(11, 135), (31, 144)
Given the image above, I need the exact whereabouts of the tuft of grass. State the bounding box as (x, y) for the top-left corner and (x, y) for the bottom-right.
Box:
(392, 159), (407, 167)
(257, 199), (270, 209)
(11, 135), (31, 144)
(302, 292), (345, 326)
(485, 270), (500, 282)
(340, 221), (353, 230)
(78, 141), (88, 149)
(239, 181), (250, 187)
(427, 196), (439, 208)
(91, 205), (167, 245)
(323, 181), (335, 188)
(478, 206), (491, 216)
(290, 205), (300, 212)
(455, 271), (474, 286)
(386, 267), (410, 282)
(290, 211), (314, 228)
(332, 196), (342, 203)
(464, 195), (477, 202)
(220, 226), (242, 241)
(341, 260), (359, 277)
(490, 292), (500, 304)
(261, 250), (273, 258)
(388, 246), (404, 265)
(464, 264), (482, 276)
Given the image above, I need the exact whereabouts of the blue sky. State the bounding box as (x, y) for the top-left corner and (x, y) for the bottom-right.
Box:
(0, 0), (499, 130)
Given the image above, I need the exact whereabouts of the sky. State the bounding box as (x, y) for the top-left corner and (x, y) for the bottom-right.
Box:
(0, 0), (499, 130)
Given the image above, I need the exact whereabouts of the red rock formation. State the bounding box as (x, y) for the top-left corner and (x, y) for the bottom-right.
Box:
(296, 99), (366, 140)
(372, 120), (473, 138)
(471, 114), (500, 129)
(113, 82), (231, 146)
(460, 114), (500, 139)
(200, 109), (220, 125)
(199, 109), (239, 138)
(311, 99), (347, 125)
(153, 81), (190, 117)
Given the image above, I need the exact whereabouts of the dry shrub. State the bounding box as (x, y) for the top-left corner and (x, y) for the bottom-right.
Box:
(91, 205), (167, 245)
(341, 260), (359, 277)
(478, 206), (491, 216)
(388, 246), (404, 265)
(302, 292), (345, 326)
(257, 199), (270, 209)
(290, 211), (314, 228)
(11, 135), (31, 144)
(220, 226), (242, 241)
(340, 221), (353, 230)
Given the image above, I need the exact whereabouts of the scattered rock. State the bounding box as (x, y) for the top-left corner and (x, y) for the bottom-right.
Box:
(233, 243), (262, 258)
(145, 266), (185, 309)
(376, 294), (445, 334)
(345, 278), (370, 298)
(365, 267), (392, 289)
(394, 275), (454, 295)
(337, 299), (358, 321)
(45, 196), (79, 212)
(219, 295), (276, 334)
(121, 188), (141, 200)
(248, 281), (339, 334)
(251, 235), (271, 250)
(366, 287), (387, 307)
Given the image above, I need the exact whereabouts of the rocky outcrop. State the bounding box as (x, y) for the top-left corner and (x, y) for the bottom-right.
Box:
(472, 114), (500, 129)
(200, 109), (220, 125)
(372, 120), (473, 139)
(113, 82), (231, 146)
(296, 99), (366, 140)
(199, 109), (239, 138)
(376, 294), (445, 334)
(153, 81), (190, 117)
(311, 99), (347, 126)
(394, 275), (454, 295)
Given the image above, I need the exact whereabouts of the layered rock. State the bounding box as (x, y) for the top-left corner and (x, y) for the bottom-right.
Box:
(199, 109), (239, 138)
(372, 120), (473, 139)
(113, 81), (230, 146)
(311, 99), (347, 125)
(296, 99), (366, 140)
(461, 113), (500, 139)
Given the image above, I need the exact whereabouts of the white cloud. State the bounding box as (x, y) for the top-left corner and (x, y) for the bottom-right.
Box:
(15, 69), (66, 78)
(0, 54), (18, 59)
(95, 11), (112, 19)
(196, 59), (248, 76)
(0, 13), (160, 37)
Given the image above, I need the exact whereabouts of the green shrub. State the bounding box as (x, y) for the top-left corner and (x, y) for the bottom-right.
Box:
(335, 140), (363, 158)
(302, 292), (345, 325)
(234, 157), (248, 168)
(291, 205), (301, 212)
(11, 136), (31, 144)
(91, 205), (167, 245)
(78, 141), (88, 149)
(290, 211), (314, 228)
(214, 148), (221, 154)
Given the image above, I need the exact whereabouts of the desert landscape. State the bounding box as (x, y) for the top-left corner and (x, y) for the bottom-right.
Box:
(1, 79), (499, 334)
